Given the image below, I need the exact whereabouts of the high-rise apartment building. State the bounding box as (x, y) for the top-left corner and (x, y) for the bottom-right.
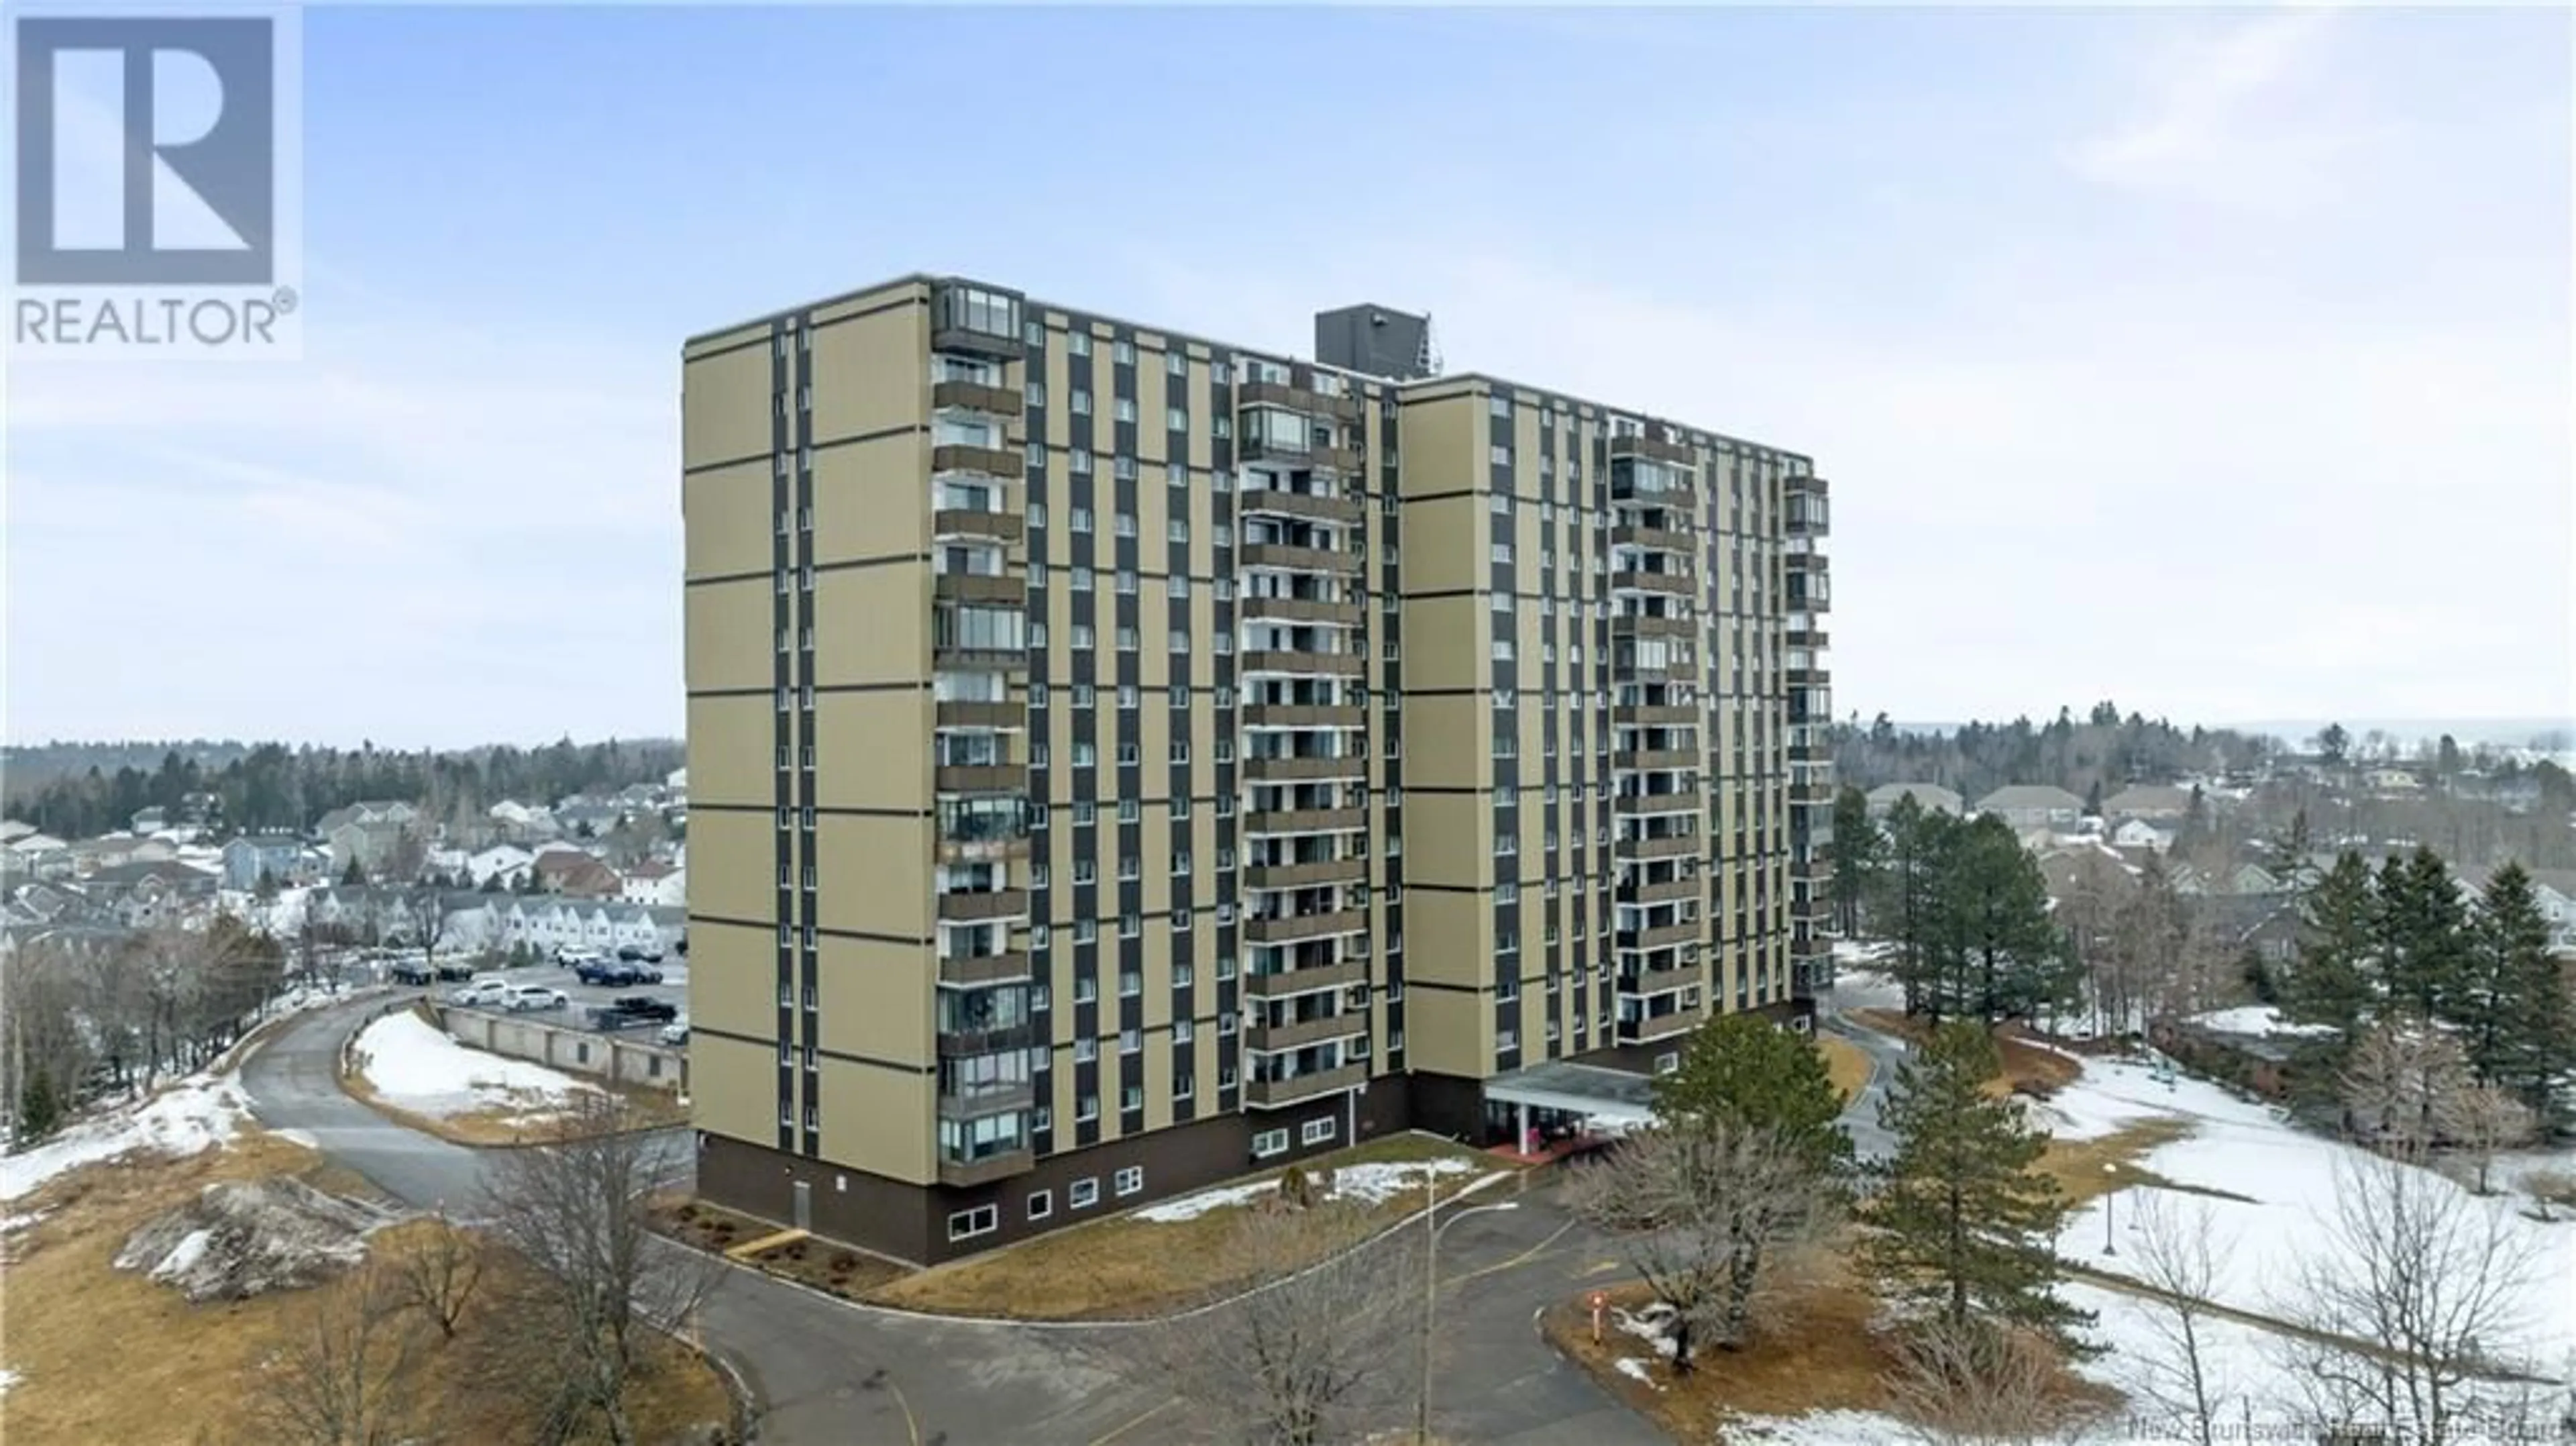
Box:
(680, 274), (1833, 1263)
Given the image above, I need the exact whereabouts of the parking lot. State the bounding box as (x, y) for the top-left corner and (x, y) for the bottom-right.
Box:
(365, 951), (690, 1035)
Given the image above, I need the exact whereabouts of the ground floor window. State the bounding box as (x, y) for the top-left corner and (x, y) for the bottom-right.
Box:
(947, 1204), (998, 1241)
(1069, 1177), (1099, 1209)
(1114, 1166), (1144, 1196)
(1300, 1117), (1336, 1147)
(1252, 1128), (1289, 1158)
(1026, 1189), (1053, 1221)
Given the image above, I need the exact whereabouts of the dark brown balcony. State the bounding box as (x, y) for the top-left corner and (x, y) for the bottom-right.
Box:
(1621, 657), (1699, 683)
(1241, 703), (1365, 730)
(1244, 806), (1366, 834)
(936, 889), (1028, 923)
(937, 1147), (1034, 1188)
(1615, 834), (1699, 861)
(1789, 782), (1835, 809)
(1617, 1004), (1708, 1045)
(1244, 1013), (1364, 1053)
(1615, 791), (1698, 817)
(936, 1021), (1038, 1057)
(1240, 542), (1360, 574)
(1240, 651), (1364, 678)
(1245, 1063), (1368, 1109)
(1611, 570), (1693, 597)
(937, 700), (1023, 730)
(938, 834), (1030, 866)
(931, 442), (1022, 478)
(1242, 958), (1365, 997)
(938, 1080), (1036, 1118)
(933, 572), (1022, 605)
(1613, 613), (1696, 640)
(1785, 666), (1830, 688)
(1244, 909), (1367, 945)
(1789, 590), (1831, 615)
(935, 763), (1021, 794)
(1621, 876), (1698, 905)
(938, 951), (1030, 987)
(1243, 754), (1366, 783)
(1618, 921), (1701, 951)
(1619, 962), (1703, 995)
(1238, 378), (1362, 423)
(932, 378), (1024, 419)
(1245, 858), (1366, 891)
(1241, 594), (1362, 627)
(1238, 488), (1363, 525)
(1610, 432), (1696, 467)
(1614, 749), (1696, 772)
(1612, 704), (1697, 726)
(934, 509), (1024, 544)
(1240, 437), (1363, 474)
(1611, 524), (1693, 553)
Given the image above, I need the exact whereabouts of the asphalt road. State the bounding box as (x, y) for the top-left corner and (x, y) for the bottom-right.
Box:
(239, 999), (1663, 1446)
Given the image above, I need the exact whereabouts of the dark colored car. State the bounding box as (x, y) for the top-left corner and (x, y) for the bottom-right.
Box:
(576, 960), (662, 988)
(590, 995), (679, 1028)
(433, 961), (474, 982)
(616, 944), (665, 964)
(388, 961), (433, 986)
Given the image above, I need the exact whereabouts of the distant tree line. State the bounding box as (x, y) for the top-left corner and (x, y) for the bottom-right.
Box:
(1831, 702), (2274, 801)
(3, 737), (684, 841)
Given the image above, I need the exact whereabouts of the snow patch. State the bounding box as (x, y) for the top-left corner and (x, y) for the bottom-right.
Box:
(1612, 1357), (1662, 1390)
(272, 1128), (319, 1149)
(351, 1010), (596, 1123)
(1132, 1157), (1485, 1223)
(149, 1227), (215, 1284)
(0, 1367), (18, 1396)
(0, 1069), (250, 1202)
(2189, 1004), (2334, 1039)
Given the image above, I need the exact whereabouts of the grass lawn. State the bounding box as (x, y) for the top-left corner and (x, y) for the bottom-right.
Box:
(1819, 1035), (1874, 1103)
(1851, 1010), (2083, 1098)
(0, 1131), (731, 1446)
(865, 1132), (1507, 1321)
(1542, 1246), (2121, 1443)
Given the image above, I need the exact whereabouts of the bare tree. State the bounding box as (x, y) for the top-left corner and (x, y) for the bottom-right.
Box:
(2128, 1191), (2235, 1446)
(1562, 1121), (1839, 1371)
(400, 888), (450, 983)
(2270, 1149), (2548, 1445)
(252, 1263), (421, 1446)
(1108, 1201), (1419, 1445)
(2522, 1168), (2576, 1223)
(476, 1092), (720, 1446)
(2, 939), (96, 1139)
(2339, 1021), (2471, 1158)
(1882, 1315), (2072, 1446)
(2436, 1084), (2535, 1196)
(390, 1209), (486, 1342)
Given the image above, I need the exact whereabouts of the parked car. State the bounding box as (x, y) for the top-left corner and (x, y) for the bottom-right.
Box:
(448, 978), (511, 1008)
(657, 1018), (689, 1046)
(504, 986), (570, 1013)
(433, 960), (475, 983)
(574, 959), (662, 987)
(590, 995), (678, 1027)
(388, 960), (433, 986)
(616, 944), (665, 964)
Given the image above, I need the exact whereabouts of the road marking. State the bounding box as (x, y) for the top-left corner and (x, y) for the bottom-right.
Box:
(1449, 1217), (1578, 1286)
(1087, 1398), (1175, 1445)
(888, 1376), (922, 1446)
(1582, 1259), (1621, 1278)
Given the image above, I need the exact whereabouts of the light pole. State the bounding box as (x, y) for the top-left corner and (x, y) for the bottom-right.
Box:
(2101, 1162), (2118, 1257)
(1419, 1170), (1516, 1445)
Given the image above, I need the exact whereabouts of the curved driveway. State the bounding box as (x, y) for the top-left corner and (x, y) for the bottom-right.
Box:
(240, 999), (1656, 1446)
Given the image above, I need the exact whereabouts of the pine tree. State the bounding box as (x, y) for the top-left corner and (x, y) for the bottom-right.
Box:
(1652, 1013), (1854, 1178)
(2377, 849), (2469, 1022)
(2281, 851), (2379, 1041)
(1936, 815), (2059, 1023)
(340, 857), (365, 886)
(1828, 785), (1881, 937)
(2471, 863), (2575, 1123)
(15, 1068), (62, 1145)
(1873, 796), (1954, 1018)
(1866, 1022), (2092, 1353)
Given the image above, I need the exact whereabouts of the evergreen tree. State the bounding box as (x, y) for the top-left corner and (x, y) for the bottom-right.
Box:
(1652, 1013), (1854, 1178)
(2281, 851), (2379, 1041)
(1872, 796), (1946, 1017)
(1828, 785), (1881, 937)
(2082, 778), (2104, 817)
(15, 1067), (62, 1145)
(1866, 1022), (2092, 1352)
(2377, 848), (2469, 1022)
(1935, 815), (2060, 1023)
(340, 857), (365, 886)
(253, 867), (279, 901)
(2471, 864), (2575, 1123)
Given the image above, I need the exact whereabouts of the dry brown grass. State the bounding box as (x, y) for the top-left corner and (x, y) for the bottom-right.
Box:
(653, 1196), (910, 1302)
(1542, 1249), (2121, 1443)
(1851, 1010), (2084, 1099)
(1819, 1035), (1874, 1103)
(865, 1133), (1505, 1321)
(0, 1131), (729, 1446)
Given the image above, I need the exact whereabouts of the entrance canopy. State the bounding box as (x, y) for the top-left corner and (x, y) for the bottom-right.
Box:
(1484, 1060), (1662, 1130)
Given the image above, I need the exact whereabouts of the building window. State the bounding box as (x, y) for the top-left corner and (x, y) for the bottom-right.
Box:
(1026, 1190), (1053, 1221)
(1300, 1117), (1337, 1147)
(1115, 1165), (1144, 1196)
(947, 1204), (999, 1241)
(1252, 1128), (1290, 1159)
(1069, 1177), (1099, 1208)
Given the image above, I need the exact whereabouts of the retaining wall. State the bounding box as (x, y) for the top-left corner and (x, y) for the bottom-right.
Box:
(431, 1005), (688, 1094)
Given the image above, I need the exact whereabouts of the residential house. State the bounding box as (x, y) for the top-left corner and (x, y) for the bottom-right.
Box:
(0, 820), (34, 845)
(1865, 782), (1963, 818)
(78, 859), (220, 929)
(665, 767), (687, 805)
(219, 832), (311, 892)
(130, 806), (169, 835)
(531, 848), (622, 900)
(2100, 785), (2193, 823)
(69, 833), (179, 874)
(2363, 768), (2424, 796)
(1976, 784), (2086, 829)
(486, 800), (563, 845)
(5, 831), (73, 878)
(317, 801), (421, 878)
(2457, 866), (2576, 956)
(467, 844), (535, 890)
(2171, 861), (2285, 898)
(551, 796), (625, 839)
(2110, 819), (2176, 854)
(619, 860), (686, 907)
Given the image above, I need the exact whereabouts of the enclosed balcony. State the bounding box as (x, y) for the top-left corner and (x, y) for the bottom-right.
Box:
(1609, 431), (1695, 468)
(1616, 999), (1707, 1045)
(1242, 752), (1366, 784)
(1237, 375), (1362, 424)
(1614, 830), (1699, 862)
(1243, 803), (1366, 836)
(936, 888), (1028, 923)
(1238, 482), (1363, 526)
(1244, 998), (1366, 1055)
(1238, 404), (1362, 474)
(1613, 611), (1696, 641)
(1243, 909), (1368, 945)
(930, 282), (1023, 360)
(936, 796), (1032, 864)
(1617, 960), (1702, 996)
(1240, 541), (1361, 575)
(1243, 951), (1366, 998)
(1245, 1058), (1368, 1110)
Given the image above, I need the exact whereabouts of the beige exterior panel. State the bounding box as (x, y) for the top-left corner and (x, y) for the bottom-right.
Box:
(684, 461), (773, 581)
(690, 1033), (781, 1147)
(682, 344), (773, 472)
(688, 694), (775, 809)
(686, 578), (780, 696)
(691, 809), (779, 925)
(810, 299), (930, 443)
(818, 1055), (935, 1186)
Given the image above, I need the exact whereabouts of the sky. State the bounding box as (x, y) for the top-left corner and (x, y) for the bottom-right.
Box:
(5, 5), (2571, 749)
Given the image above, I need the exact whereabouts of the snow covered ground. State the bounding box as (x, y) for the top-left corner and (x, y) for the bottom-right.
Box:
(349, 1010), (595, 1123)
(2186, 1004), (2334, 1039)
(1132, 1157), (1492, 1223)
(0, 1070), (252, 1203)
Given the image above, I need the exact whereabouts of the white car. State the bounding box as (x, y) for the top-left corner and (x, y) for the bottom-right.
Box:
(504, 986), (569, 1013)
(658, 1018), (689, 1046)
(448, 979), (511, 1008)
